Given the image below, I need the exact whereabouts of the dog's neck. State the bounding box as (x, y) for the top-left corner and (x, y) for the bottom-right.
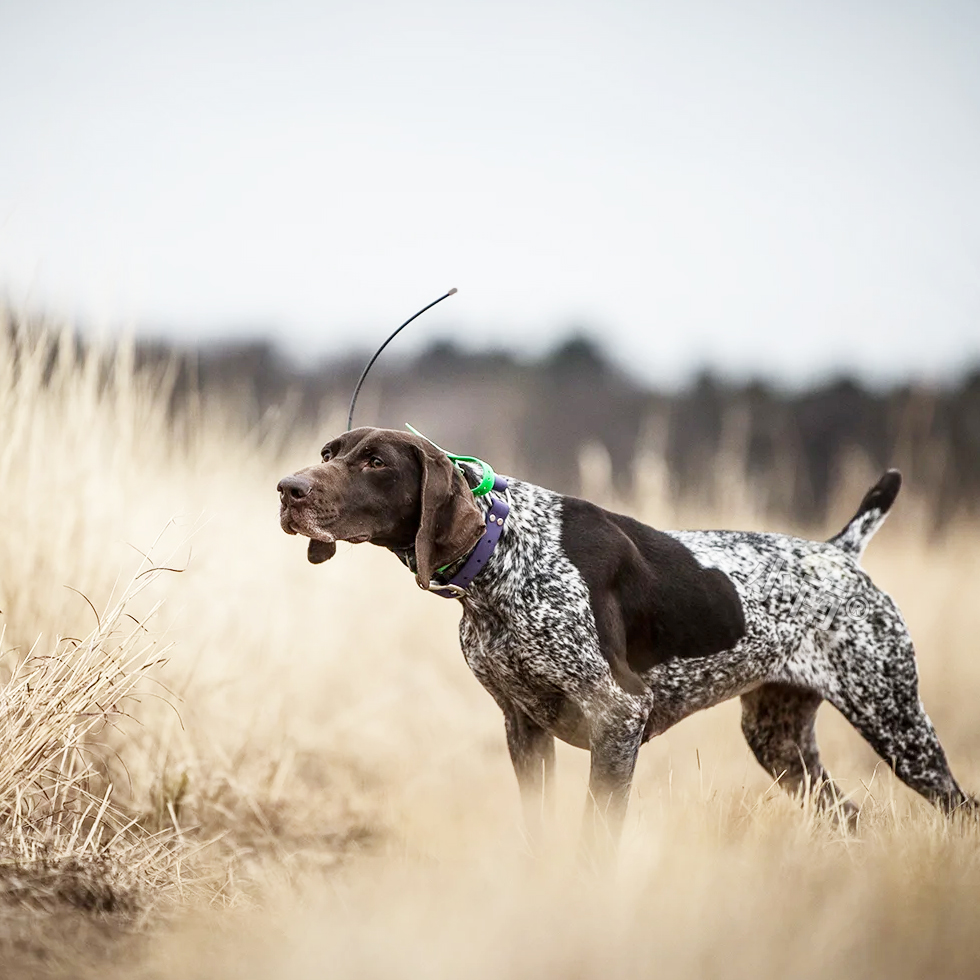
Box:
(388, 487), (500, 590)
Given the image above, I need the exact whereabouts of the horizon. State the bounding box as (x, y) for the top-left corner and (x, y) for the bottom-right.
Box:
(12, 307), (980, 395)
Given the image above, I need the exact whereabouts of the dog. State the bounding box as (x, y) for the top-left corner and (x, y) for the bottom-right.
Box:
(278, 426), (973, 843)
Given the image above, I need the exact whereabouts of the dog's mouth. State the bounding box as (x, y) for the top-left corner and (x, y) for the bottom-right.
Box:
(283, 517), (339, 565)
(281, 509), (330, 537)
(280, 508), (371, 550)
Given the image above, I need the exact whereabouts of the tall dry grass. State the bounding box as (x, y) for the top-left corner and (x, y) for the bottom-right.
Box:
(2, 316), (980, 978)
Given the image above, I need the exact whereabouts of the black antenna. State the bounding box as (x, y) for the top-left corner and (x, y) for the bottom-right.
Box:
(347, 288), (458, 431)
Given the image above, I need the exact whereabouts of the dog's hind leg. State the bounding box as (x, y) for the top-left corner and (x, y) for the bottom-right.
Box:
(741, 682), (856, 817)
(826, 631), (972, 814)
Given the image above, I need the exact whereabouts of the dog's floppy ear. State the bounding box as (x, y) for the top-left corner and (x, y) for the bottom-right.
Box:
(308, 540), (337, 564)
(413, 446), (485, 589)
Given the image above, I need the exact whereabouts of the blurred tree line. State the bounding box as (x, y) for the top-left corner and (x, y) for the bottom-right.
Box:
(131, 333), (980, 528)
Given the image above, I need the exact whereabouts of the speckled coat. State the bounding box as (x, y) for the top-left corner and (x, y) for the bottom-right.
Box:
(447, 472), (971, 834)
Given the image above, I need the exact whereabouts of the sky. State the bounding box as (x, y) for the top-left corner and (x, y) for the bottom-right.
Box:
(1, 0), (979, 387)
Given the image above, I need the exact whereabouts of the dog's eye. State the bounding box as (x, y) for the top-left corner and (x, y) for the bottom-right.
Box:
(321, 448), (332, 462)
(368, 456), (385, 468)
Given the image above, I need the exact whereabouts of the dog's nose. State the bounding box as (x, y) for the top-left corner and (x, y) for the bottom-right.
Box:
(277, 474), (313, 500)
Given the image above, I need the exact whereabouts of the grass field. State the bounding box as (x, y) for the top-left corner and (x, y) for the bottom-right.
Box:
(2, 321), (980, 979)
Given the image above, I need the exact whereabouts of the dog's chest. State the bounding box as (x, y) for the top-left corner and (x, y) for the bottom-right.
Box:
(457, 482), (611, 726)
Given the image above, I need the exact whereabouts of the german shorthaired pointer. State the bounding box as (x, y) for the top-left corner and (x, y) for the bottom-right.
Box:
(278, 427), (973, 843)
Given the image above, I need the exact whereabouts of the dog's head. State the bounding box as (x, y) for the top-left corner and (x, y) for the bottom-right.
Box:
(277, 427), (485, 588)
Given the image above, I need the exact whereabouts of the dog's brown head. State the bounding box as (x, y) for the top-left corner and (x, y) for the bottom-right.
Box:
(277, 427), (485, 588)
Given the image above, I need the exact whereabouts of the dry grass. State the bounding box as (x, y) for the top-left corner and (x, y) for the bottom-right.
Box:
(0, 569), (178, 918)
(2, 317), (980, 978)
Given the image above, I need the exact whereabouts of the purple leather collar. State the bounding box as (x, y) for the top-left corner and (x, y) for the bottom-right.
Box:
(430, 475), (510, 599)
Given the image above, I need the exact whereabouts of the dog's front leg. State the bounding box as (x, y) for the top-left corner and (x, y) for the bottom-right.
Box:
(502, 706), (555, 845)
(584, 706), (645, 856)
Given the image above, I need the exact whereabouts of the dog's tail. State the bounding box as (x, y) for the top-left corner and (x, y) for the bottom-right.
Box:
(827, 469), (902, 560)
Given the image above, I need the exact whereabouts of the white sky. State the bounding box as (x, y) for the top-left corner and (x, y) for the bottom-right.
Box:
(1, 0), (978, 386)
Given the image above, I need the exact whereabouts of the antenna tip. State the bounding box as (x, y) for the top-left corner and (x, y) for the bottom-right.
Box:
(447, 287), (457, 296)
